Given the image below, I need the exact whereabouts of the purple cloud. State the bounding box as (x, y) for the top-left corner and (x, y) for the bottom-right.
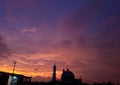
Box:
(0, 35), (10, 58)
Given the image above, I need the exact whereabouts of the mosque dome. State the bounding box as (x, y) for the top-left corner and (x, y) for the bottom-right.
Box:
(61, 69), (75, 82)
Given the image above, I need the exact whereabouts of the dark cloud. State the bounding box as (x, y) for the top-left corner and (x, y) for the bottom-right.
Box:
(82, 68), (120, 83)
(0, 35), (10, 58)
(87, 16), (120, 83)
(94, 17), (120, 68)
(61, 0), (120, 36)
(60, 39), (73, 49)
(58, 0), (120, 82)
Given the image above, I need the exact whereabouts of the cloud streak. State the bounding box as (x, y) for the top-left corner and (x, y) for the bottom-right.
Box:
(0, 35), (10, 58)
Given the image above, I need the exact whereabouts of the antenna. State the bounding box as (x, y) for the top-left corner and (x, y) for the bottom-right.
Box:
(12, 61), (16, 74)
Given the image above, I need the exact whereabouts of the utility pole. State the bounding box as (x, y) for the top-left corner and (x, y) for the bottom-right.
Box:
(13, 61), (16, 74)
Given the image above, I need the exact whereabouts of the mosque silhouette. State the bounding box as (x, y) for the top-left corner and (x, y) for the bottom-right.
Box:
(52, 64), (76, 82)
(51, 64), (82, 85)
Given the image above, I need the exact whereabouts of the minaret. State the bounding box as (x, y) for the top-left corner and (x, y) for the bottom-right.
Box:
(52, 64), (56, 81)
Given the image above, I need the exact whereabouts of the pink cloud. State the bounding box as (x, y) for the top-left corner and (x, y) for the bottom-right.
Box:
(21, 28), (37, 33)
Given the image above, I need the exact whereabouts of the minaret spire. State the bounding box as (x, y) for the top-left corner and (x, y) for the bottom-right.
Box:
(52, 64), (56, 81)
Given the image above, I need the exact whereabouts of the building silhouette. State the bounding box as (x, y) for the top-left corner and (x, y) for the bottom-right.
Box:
(49, 65), (82, 85)
(0, 65), (117, 85)
(0, 71), (31, 85)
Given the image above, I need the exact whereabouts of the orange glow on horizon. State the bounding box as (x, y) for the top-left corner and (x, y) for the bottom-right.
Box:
(0, 66), (62, 79)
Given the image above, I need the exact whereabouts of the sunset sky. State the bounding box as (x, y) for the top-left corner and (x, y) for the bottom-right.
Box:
(0, 0), (120, 83)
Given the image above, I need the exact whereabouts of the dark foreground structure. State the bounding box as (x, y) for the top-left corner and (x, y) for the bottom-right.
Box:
(0, 71), (31, 85)
(0, 65), (117, 85)
(30, 65), (117, 85)
(31, 65), (83, 85)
